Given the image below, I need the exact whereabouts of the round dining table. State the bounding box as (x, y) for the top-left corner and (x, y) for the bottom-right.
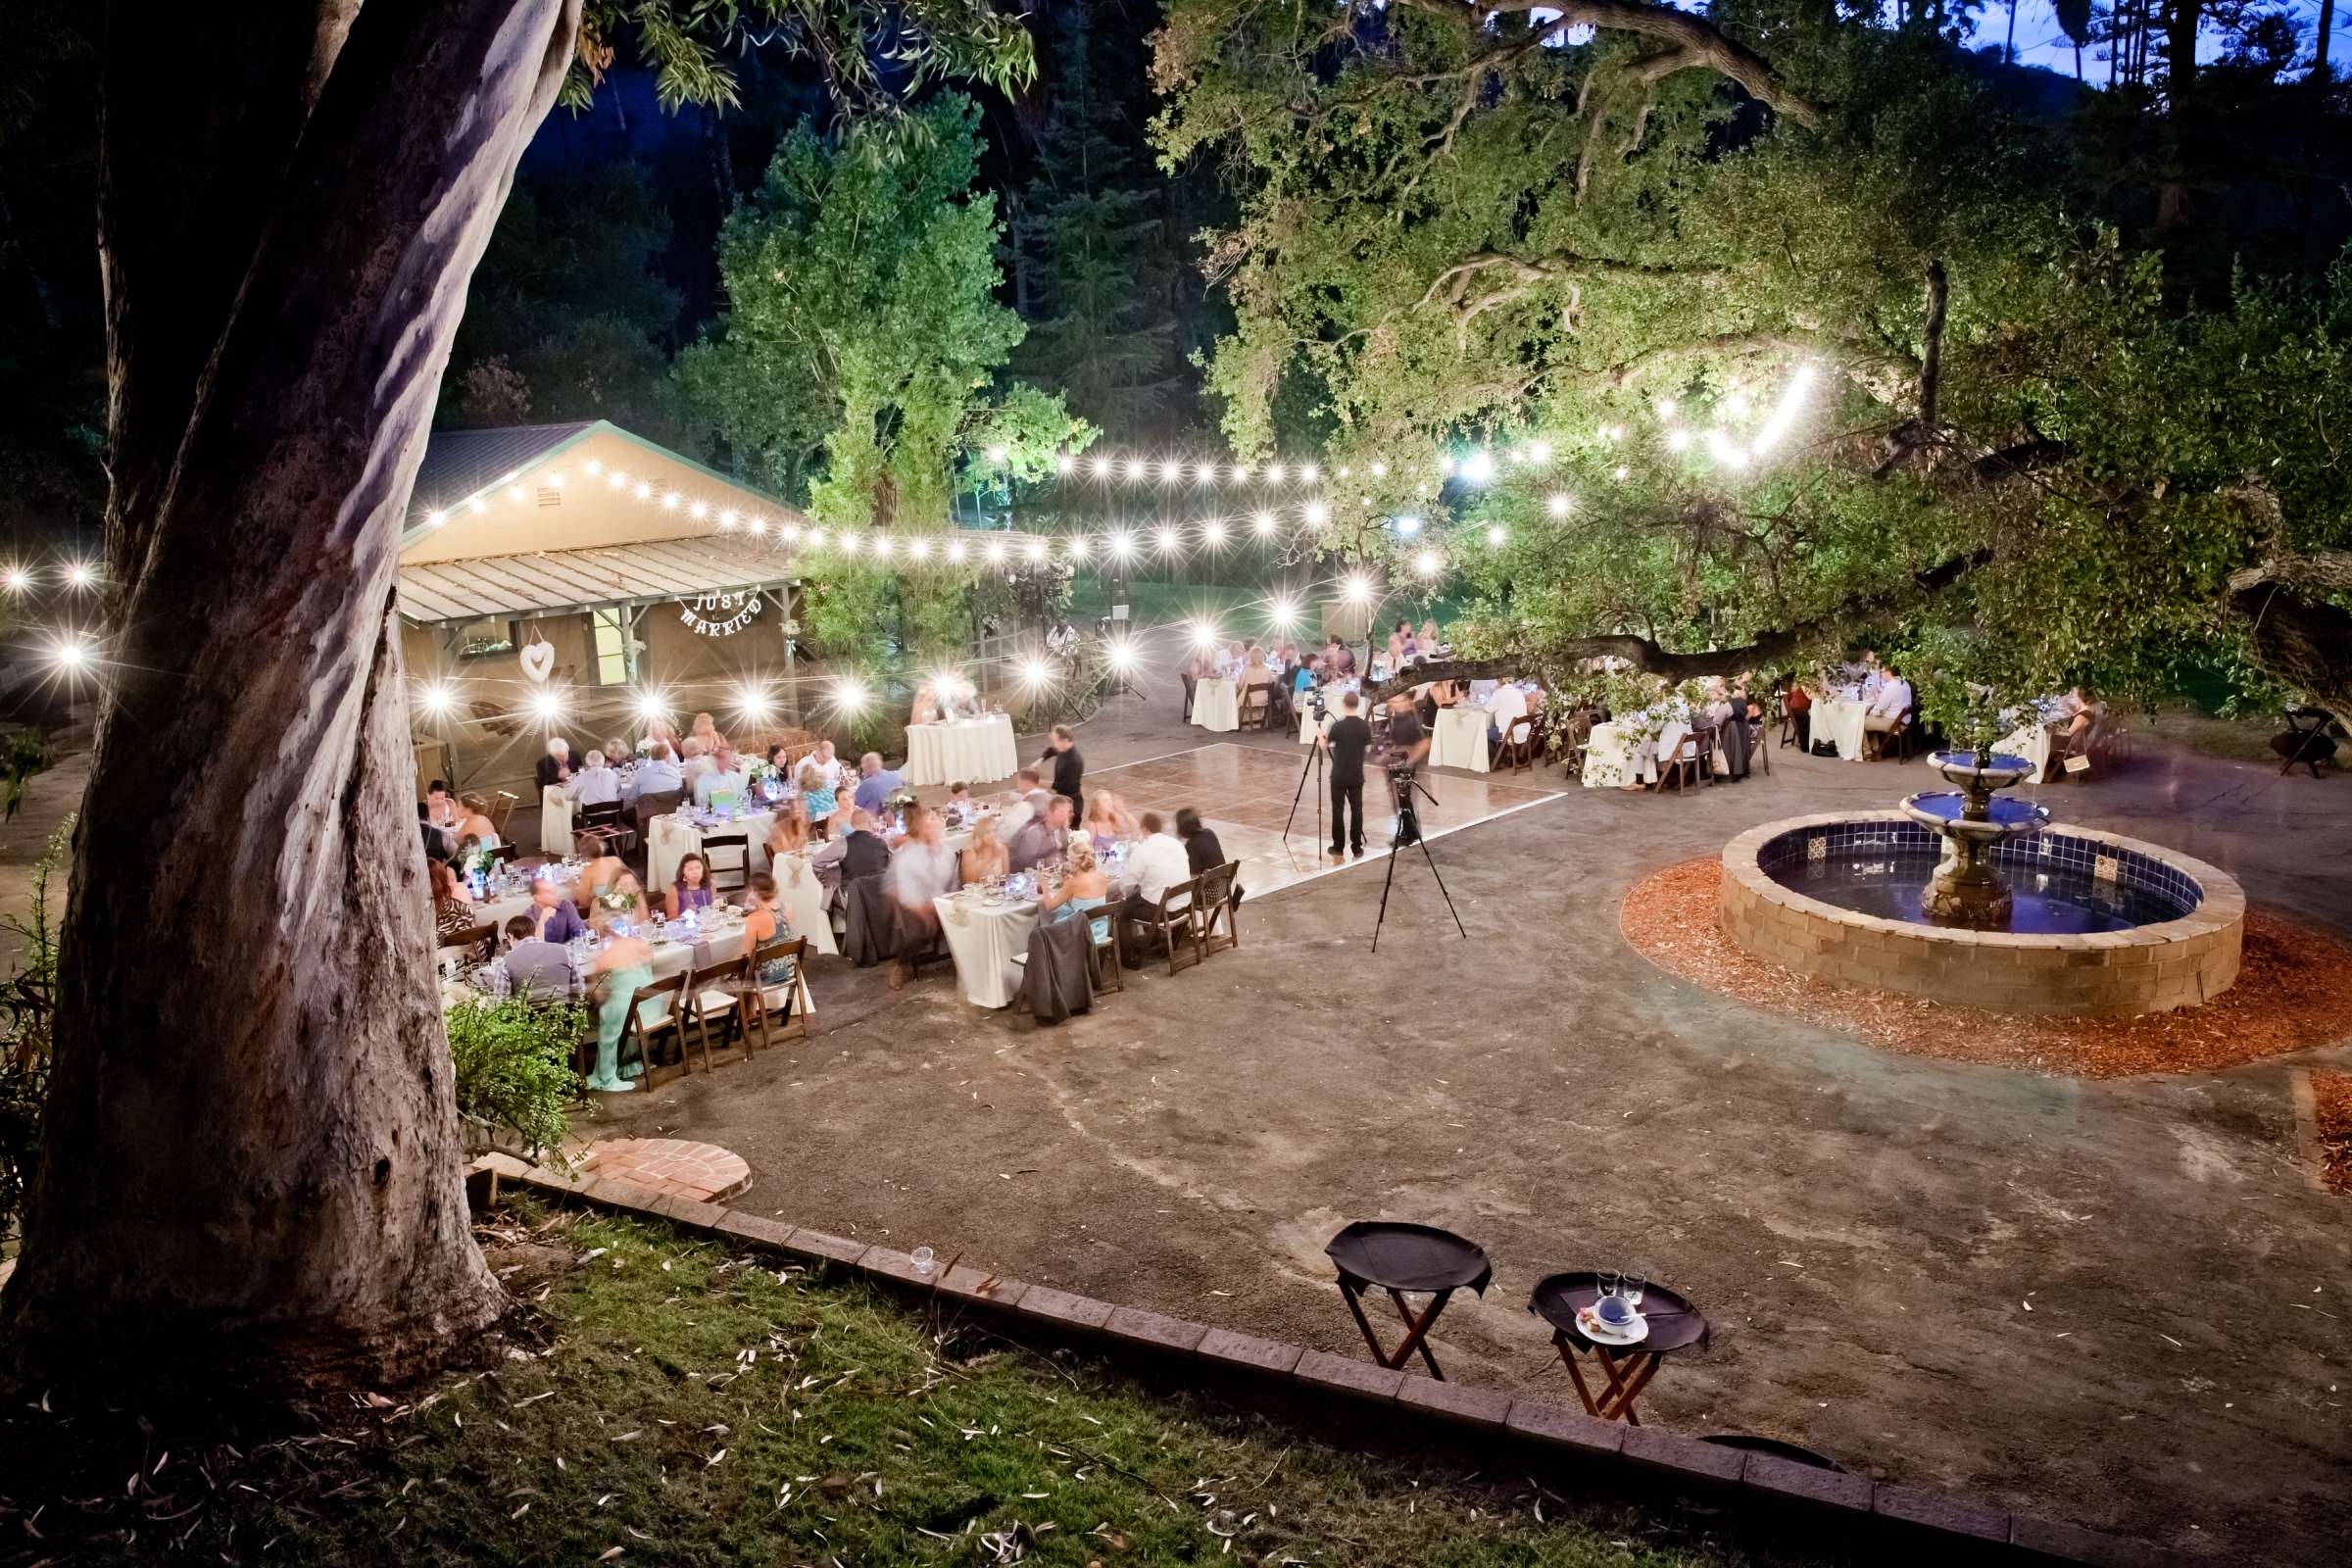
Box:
(1431, 707), (1492, 773)
(1191, 677), (1240, 733)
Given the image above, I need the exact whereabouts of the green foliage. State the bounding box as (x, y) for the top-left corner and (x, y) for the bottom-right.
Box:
(443, 995), (587, 1167)
(1152, 5), (2352, 717)
(680, 97), (1081, 529)
(562, 0), (1035, 118)
(2, 727), (48, 821)
(0, 813), (71, 1241)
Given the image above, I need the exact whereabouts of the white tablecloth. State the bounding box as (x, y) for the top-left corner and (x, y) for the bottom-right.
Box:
(1814, 696), (1869, 761)
(1295, 687), (1362, 744)
(934, 892), (1041, 1008)
(648, 810), (774, 894)
(1431, 708), (1491, 773)
(905, 715), (1019, 787)
(1192, 678), (1239, 733)
(1581, 719), (1690, 788)
(1995, 722), (2056, 784)
(768, 851), (839, 956)
(541, 786), (573, 855)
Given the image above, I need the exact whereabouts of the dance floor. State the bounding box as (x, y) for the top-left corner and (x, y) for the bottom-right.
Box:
(1087, 742), (1565, 898)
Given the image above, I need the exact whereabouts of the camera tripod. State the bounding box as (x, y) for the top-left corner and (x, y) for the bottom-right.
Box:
(1280, 699), (1328, 852)
(1371, 767), (1467, 954)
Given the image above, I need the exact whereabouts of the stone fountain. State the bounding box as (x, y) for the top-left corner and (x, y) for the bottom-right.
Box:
(1899, 750), (2051, 927)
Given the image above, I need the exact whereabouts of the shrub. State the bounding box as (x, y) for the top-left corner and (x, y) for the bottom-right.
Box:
(443, 994), (585, 1167)
(0, 814), (71, 1242)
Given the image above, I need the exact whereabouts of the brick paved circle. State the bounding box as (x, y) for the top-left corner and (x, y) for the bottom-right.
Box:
(582, 1138), (752, 1203)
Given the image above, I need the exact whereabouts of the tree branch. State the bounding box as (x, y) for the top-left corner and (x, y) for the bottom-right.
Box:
(1436, 0), (1825, 129)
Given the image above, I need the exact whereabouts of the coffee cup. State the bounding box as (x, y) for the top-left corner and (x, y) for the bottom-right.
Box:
(1595, 1296), (1634, 1326)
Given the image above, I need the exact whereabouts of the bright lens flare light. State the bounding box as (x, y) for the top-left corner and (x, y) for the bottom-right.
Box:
(1252, 511), (1276, 537)
(1192, 620), (1219, 650)
(1460, 450), (1495, 485)
(417, 681), (455, 715)
(1394, 515), (1421, 537)
(64, 562), (96, 589)
(2, 566), (29, 594)
(1547, 493), (1573, 518)
(1268, 595), (1299, 630)
(736, 684), (773, 719)
(1343, 572), (1373, 607)
(1413, 550), (1442, 579)
(1019, 656), (1053, 690)
(635, 690), (669, 721)
(52, 638), (90, 671)
(530, 690), (564, 723)
(831, 679), (869, 714)
(1105, 638), (1138, 673)
(1154, 525), (1181, 556)
(1487, 525), (1507, 546)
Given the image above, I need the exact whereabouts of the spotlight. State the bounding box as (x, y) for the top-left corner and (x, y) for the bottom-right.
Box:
(1548, 493), (1573, 518)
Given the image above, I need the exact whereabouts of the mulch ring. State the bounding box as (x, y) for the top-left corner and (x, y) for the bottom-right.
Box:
(1620, 857), (2352, 1079)
(2316, 1073), (2352, 1194)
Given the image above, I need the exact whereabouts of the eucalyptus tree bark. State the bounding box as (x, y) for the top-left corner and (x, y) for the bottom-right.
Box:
(2, 0), (579, 1396)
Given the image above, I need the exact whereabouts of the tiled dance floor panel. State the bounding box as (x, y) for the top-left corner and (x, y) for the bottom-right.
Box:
(1085, 743), (1562, 898)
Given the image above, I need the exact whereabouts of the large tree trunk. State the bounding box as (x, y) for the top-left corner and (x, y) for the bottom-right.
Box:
(2, 0), (579, 1396)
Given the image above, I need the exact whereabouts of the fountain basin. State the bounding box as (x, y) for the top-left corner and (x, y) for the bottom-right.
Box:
(1719, 811), (2244, 1016)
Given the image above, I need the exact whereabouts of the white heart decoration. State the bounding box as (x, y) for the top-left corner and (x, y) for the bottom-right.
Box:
(518, 640), (556, 682)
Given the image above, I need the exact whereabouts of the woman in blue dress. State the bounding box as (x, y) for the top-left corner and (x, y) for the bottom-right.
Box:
(1041, 837), (1111, 944)
(585, 902), (654, 1093)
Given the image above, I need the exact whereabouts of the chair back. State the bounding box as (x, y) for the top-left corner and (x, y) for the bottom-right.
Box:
(634, 789), (684, 831)
(440, 922), (497, 965)
(1239, 684), (1271, 729)
(484, 842), (515, 873)
(753, 933), (808, 978)
(842, 872), (898, 966)
(624, 969), (687, 1031)
(576, 799), (625, 833)
(700, 832), (752, 894)
(490, 790), (521, 835)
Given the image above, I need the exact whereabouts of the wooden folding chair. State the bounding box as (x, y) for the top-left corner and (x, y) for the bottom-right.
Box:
(439, 922), (497, 967)
(1660, 731), (1703, 793)
(1192, 861), (1242, 961)
(681, 955), (752, 1069)
(1086, 910), (1123, 995)
(614, 971), (694, 1086)
(573, 799), (636, 858)
(1238, 684), (1272, 731)
(700, 832), (752, 897)
(745, 936), (813, 1045)
(1149, 878), (1202, 977)
(1505, 716), (1536, 774)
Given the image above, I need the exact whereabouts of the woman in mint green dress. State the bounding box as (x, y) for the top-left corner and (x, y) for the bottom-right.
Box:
(585, 905), (655, 1093)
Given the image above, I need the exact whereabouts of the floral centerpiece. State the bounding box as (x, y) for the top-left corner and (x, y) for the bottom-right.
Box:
(885, 786), (918, 815)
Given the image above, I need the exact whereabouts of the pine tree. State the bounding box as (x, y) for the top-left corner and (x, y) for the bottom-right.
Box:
(1013, 0), (1180, 433)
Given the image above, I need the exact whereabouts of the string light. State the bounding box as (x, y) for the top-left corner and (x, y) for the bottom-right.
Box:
(831, 678), (868, 714)
(1530, 440), (1552, 464)
(1395, 515), (1421, 536)
(635, 690), (670, 721)
(65, 562), (97, 589)
(1487, 525), (1507, 545)
(1154, 525), (1181, 556)
(417, 681), (455, 716)
(1547, 493), (1573, 518)
(1665, 429), (1692, 452)
(1252, 511), (1275, 537)
(1202, 520), (1228, 547)
(52, 636), (90, 670)
(1656, 398), (1678, 418)
(1460, 451), (1495, 485)
(1413, 549), (1442, 578)
(735, 684), (773, 720)
(530, 689), (564, 723)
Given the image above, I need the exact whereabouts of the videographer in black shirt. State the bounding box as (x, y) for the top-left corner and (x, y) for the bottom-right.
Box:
(1317, 692), (1373, 859)
(1383, 689), (1432, 846)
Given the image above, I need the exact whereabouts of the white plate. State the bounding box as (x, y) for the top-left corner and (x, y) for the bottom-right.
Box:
(1577, 1306), (1650, 1347)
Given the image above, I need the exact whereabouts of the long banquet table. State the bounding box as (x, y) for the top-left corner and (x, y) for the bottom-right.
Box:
(1192, 676), (1240, 733)
(904, 714), (1019, 786)
(1581, 718), (1690, 788)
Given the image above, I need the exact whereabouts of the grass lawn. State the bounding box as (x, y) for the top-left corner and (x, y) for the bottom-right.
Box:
(1, 1200), (1836, 1566)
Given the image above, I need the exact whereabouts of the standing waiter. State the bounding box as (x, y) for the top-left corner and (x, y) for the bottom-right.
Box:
(1040, 723), (1085, 822)
(1317, 693), (1372, 859)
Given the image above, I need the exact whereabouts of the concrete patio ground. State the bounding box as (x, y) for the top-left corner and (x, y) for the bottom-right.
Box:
(593, 665), (2352, 1565)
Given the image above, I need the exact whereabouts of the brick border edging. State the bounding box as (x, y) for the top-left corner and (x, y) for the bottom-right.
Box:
(487, 1159), (2173, 1568)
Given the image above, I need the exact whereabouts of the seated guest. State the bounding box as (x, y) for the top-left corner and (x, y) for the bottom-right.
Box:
(529, 871), (587, 944)
(1487, 679), (1529, 744)
(739, 872), (800, 990)
(1083, 790), (1138, 852)
(960, 816), (1010, 885)
(767, 798), (813, 859)
(1175, 807), (1225, 876)
(1011, 767), (1053, 818)
(1008, 796), (1075, 871)
(626, 741), (682, 806)
(640, 714), (680, 755)
(565, 749), (621, 807)
(852, 752), (906, 815)
(668, 852), (715, 919)
(1323, 636), (1354, 675)
(678, 735), (712, 793)
(2062, 686), (2100, 746)
(693, 742), (750, 807)
(811, 808), (891, 896)
(1041, 837), (1112, 943)
(1784, 679), (1813, 750)
(1222, 639), (1248, 678)
(422, 778), (462, 839)
(944, 780), (974, 817)
(574, 853), (627, 908)
(419, 803), (452, 864)
(429, 860), (475, 940)
(457, 793), (501, 849)
(1117, 811), (1195, 966)
(689, 710), (727, 755)
(1864, 662), (1913, 740)
(604, 736), (632, 765)
(1419, 618), (1444, 656)
(534, 737), (573, 791)
(502, 915), (576, 1001)
(884, 806), (959, 989)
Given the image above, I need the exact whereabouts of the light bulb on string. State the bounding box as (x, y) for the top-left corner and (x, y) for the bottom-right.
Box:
(1370, 461), (1388, 478)
(1487, 525), (1507, 546)
(1055, 454), (1074, 474)
(1547, 493), (1573, 518)
(1530, 440), (1552, 464)
(1461, 450), (1495, 485)
(1108, 530), (1136, 561)
(1066, 535), (1091, 561)
(984, 540), (1005, 564)
(417, 681), (455, 716)
(1154, 525), (1181, 556)
(1665, 429), (1692, 452)
(1414, 550), (1441, 578)
(909, 537), (932, 561)
(635, 690), (670, 721)
(1394, 515), (1421, 536)
(1252, 511), (1276, 538)
(947, 539), (967, 563)
(530, 689), (564, 724)
(1304, 501), (1330, 525)
(1202, 520), (1228, 547)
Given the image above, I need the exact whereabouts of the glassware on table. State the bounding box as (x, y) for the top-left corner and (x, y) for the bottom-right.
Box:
(1620, 1271), (1645, 1310)
(909, 1246), (936, 1280)
(1595, 1269), (1619, 1299)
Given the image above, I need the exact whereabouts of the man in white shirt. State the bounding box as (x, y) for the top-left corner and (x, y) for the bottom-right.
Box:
(678, 736), (715, 794)
(884, 807), (959, 989)
(565, 749), (621, 807)
(1116, 811), (1194, 967)
(1485, 681), (1529, 744)
(1865, 664), (1913, 739)
(693, 742), (751, 808)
